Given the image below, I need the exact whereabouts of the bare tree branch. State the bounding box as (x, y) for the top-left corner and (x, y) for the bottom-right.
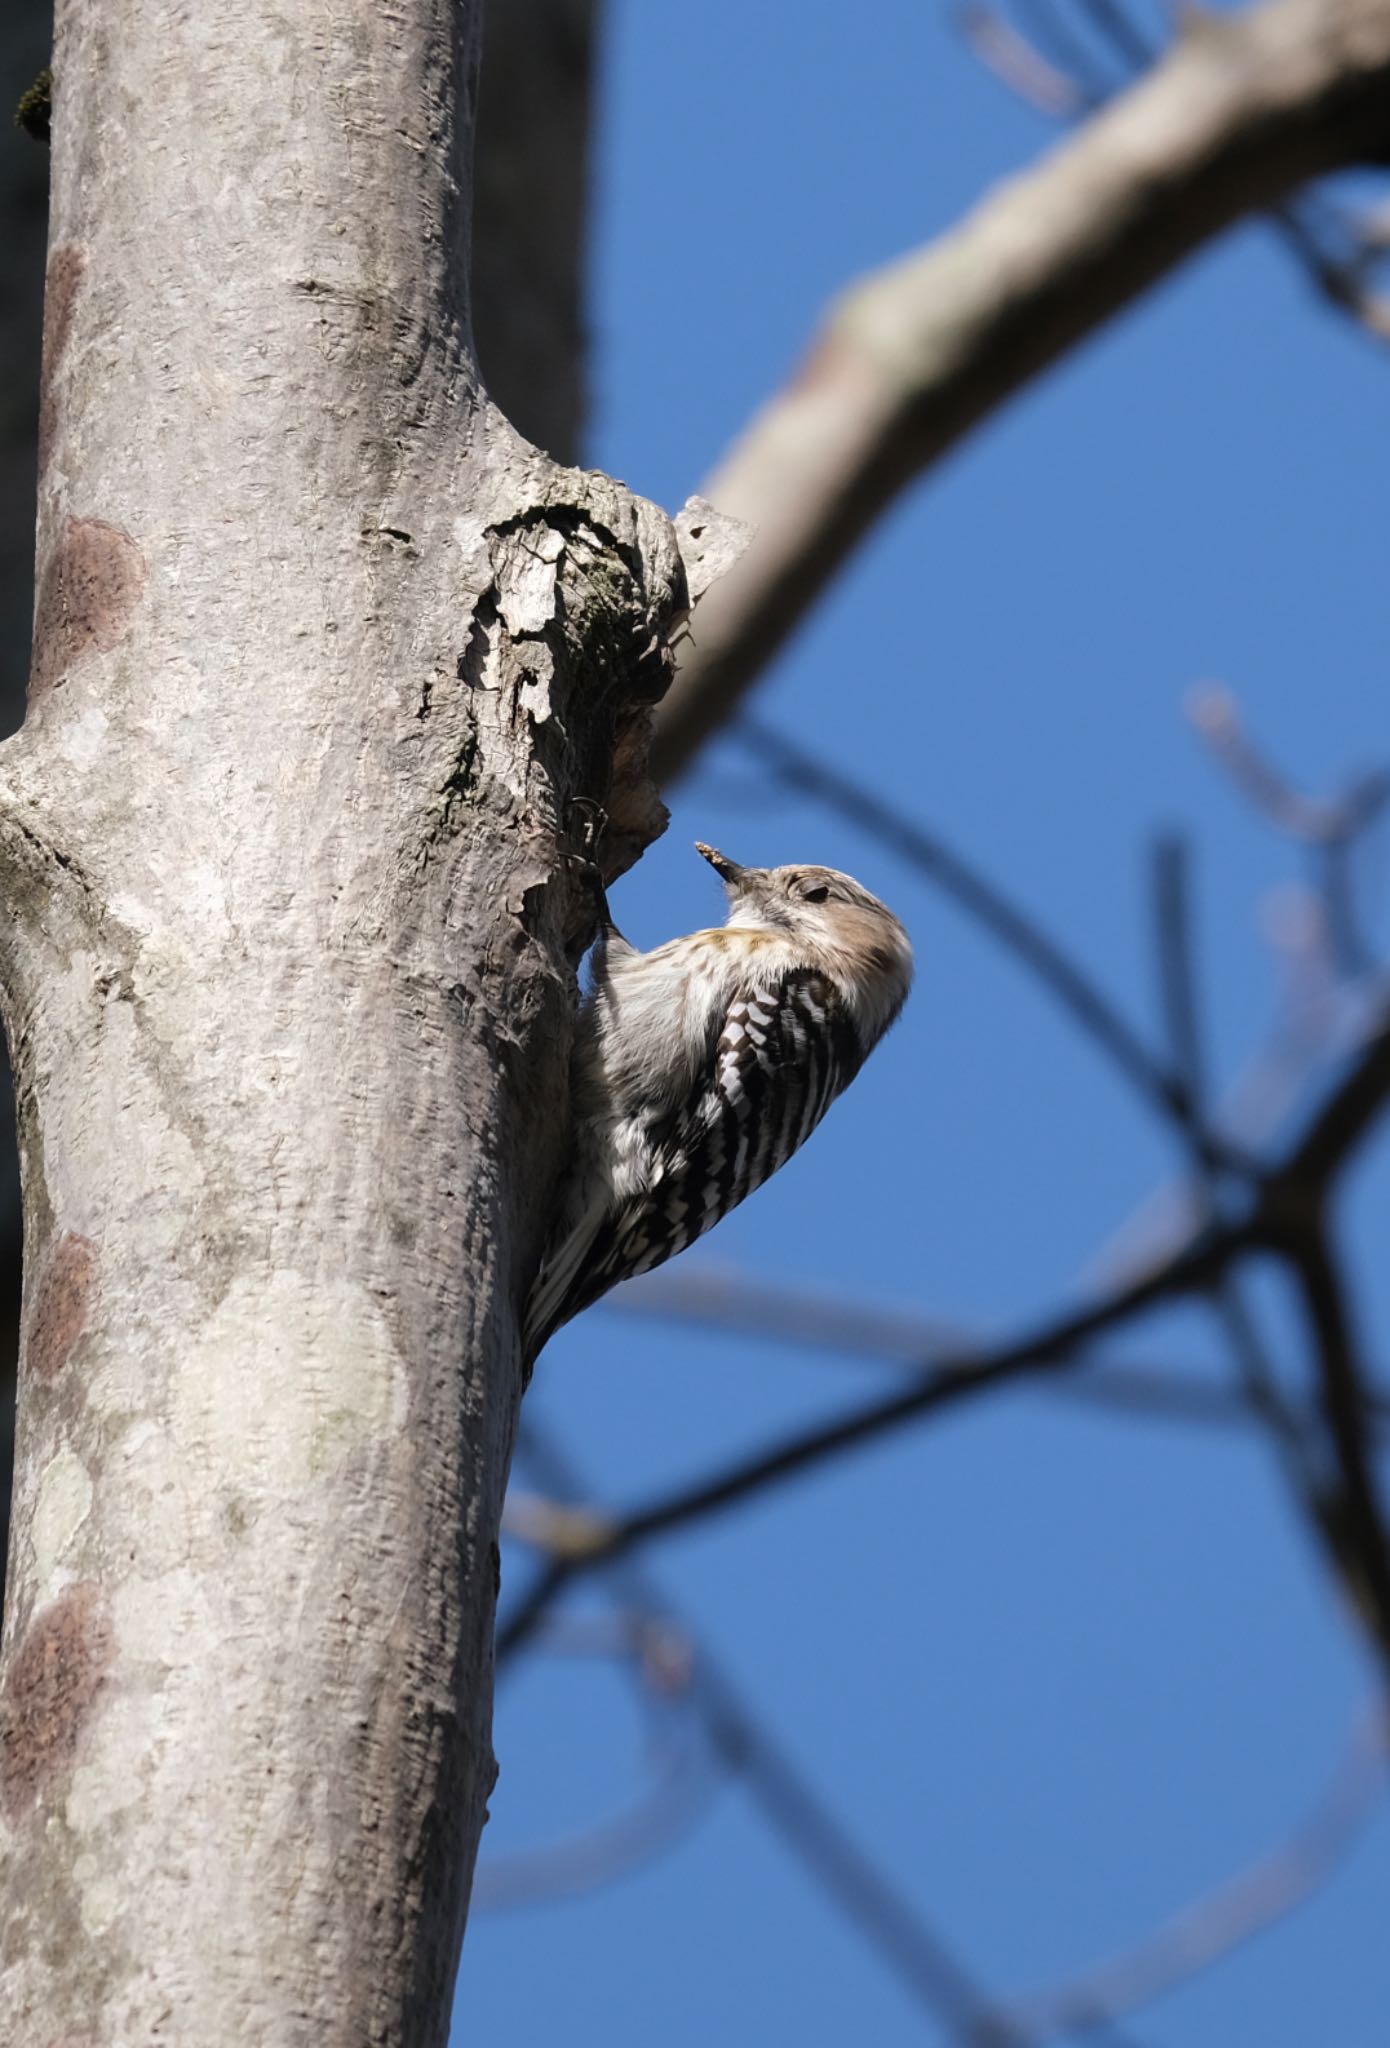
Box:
(1152, 834), (1208, 1125)
(1290, 1231), (1390, 1659)
(1089, 702), (1389, 1294)
(1190, 685), (1390, 849)
(976, 5), (1390, 385)
(607, 1265), (1390, 1428)
(498, 1218), (1248, 1658)
(651, 0), (1390, 782)
(1146, 834), (1383, 1685)
(1142, 826), (1390, 1668)
(607, 1264), (972, 1363)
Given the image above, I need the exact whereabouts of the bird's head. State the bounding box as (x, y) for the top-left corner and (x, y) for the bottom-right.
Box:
(695, 842), (913, 1040)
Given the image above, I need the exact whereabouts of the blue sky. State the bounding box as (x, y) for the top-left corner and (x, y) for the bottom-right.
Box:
(457, 3), (1390, 2042)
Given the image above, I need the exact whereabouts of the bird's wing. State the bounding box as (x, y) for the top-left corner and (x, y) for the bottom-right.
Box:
(526, 966), (862, 1358)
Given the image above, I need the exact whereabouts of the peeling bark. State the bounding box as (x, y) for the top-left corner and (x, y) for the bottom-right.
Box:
(0, 3), (699, 2040)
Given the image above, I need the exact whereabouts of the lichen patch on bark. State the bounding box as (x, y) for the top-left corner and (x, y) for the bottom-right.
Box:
(0, 1584), (113, 1822)
(64, 1693), (158, 1838)
(38, 244), (86, 472)
(176, 1272), (409, 1494)
(29, 519), (146, 703)
(30, 1451), (95, 1586)
(26, 1233), (98, 1384)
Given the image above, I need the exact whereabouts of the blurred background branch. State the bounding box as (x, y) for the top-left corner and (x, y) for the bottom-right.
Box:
(649, 0), (1390, 781)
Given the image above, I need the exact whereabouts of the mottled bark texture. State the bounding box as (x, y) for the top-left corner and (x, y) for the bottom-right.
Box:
(0, 3), (695, 2041)
(0, 0), (603, 1619)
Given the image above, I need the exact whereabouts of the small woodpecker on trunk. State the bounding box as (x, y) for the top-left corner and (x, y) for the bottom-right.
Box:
(525, 841), (913, 1362)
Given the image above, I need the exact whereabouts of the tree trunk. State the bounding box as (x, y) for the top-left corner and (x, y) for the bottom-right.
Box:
(0, 3), (690, 2039)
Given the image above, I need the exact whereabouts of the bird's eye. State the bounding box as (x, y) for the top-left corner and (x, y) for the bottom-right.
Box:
(803, 884), (830, 904)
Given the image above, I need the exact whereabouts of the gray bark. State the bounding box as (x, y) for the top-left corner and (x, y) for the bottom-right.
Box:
(0, 0), (605, 1614)
(0, 3), (692, 2041)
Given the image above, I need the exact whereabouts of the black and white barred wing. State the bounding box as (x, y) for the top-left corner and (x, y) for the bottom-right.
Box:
(638, 965), (865, 1265)
(526, 967), (863, 1356)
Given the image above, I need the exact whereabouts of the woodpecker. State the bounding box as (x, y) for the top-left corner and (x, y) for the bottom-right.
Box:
(524, 842), (913, 1363)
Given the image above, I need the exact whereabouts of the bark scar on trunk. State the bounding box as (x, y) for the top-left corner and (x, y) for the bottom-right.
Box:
(29, 519), (146, 704)
(0, 1581), (112, 1822)
(25, 1233), (99, 1385)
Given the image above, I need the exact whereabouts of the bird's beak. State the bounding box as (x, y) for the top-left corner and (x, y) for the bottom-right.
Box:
(695, 842), (747, 888)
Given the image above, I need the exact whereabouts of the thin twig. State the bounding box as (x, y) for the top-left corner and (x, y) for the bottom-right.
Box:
(1188, 685), (1336, 840)
(1187, 684), (1390, 849)
(1149, 839), (1305, 1444)
(1188, 684), (1390, 977)
(1290, 1232), (1390, 1666)
(607, 1265), (970, 1362)
(1151, 835), (1207, 1125)
(1218, 1282), (1329, 1497)
(1268, 203), (1390, 356)
(703, 1698), (1030, 2048)
(607, 1266), (1390, 1429)
(957, 2), (1094, 115)
(1148, 838), (1345, 1643)
(1089, 720), (1390, 1294)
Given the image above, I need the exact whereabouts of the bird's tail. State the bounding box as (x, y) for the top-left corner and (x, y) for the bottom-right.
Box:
(522, 1170), (609, 1368)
